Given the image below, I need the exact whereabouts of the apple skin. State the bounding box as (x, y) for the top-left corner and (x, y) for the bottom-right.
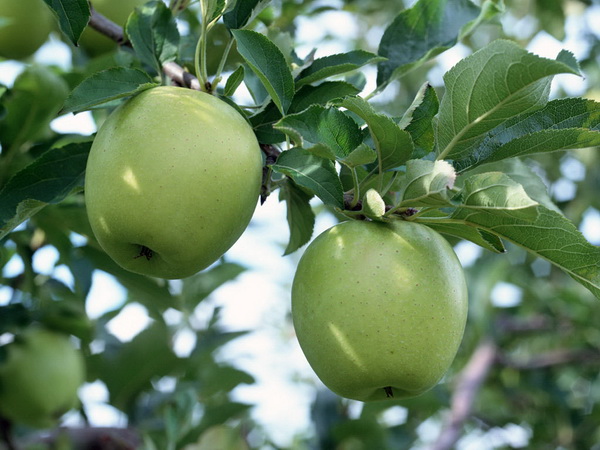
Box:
(0, 0), (53, 60)
(79, 0), (146, 56)
(85, 86), (263, 279)
(291, 219), (468, 402)
(0, 327), (85, 428)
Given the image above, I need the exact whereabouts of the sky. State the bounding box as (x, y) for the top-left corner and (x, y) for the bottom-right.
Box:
(1, 2), (600, 448)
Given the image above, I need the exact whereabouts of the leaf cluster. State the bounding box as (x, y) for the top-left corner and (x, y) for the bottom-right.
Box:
(0, 198), (256, 447)
(2, 0), (598, 300)
(0, 0), (599, 447)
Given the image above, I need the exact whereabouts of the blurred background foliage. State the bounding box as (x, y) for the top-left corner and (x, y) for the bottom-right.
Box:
(0, 0), (599, 449)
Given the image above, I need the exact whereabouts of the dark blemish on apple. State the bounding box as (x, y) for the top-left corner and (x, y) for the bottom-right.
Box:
(384, 386), (394, 398)
(134, 245), (154, 261)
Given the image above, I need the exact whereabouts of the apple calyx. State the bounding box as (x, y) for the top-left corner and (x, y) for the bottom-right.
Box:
(134, 245), (154, 261)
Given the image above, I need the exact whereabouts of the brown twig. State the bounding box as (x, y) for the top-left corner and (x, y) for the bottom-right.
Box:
(498, 348), (600, 370)
(429, 332), (600, 450)
(22, 427), (141, 449)
(87, 7), (202, 91)
(87, 6), (128, 46)
(494, 314), (570, 334)
(430, 339), (498, 450)
(260, 144), (281, 203)
(0, 417), (16, 450)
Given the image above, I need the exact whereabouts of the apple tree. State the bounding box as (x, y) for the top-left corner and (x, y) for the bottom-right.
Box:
(0, 0), (599, 448)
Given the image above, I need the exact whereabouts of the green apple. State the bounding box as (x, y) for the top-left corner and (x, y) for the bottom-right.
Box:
(0, 327), (85, 428)
(85, 86), (263, 279)
(188, 425), (249, 450)
(79, 0), (146, 56)
(291, 220), (468, 402)
(0, 0), (53, 60)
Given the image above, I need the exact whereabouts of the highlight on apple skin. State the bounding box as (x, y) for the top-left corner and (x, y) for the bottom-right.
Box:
(291, 219), (469, 402)
(84, 86), (263, 279)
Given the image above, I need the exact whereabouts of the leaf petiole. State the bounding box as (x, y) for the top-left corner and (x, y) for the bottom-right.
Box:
(194, 11), (208, 91)
(196, 0), (221, 92)
(211, 36), (236, 91)
(349, 167), (361, 209)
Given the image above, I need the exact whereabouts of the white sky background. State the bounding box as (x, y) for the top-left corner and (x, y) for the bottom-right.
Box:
(1, 2), (600, 448)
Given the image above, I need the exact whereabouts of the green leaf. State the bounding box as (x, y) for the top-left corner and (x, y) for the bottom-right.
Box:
(459, 0), (506, 37)
(232, 29), (294, 114)
(0, 142), (92, 241)
(271, 148), (344, 208)
(96, 322), (179, 410)
(223, 66), (245, 97)
(295, 50), (385, 88)
(0, 66), (69, 149)
(345, 72), (367, 92)
(396, 159), (456, 207)
(43, 0), (90, 45)
(338, 96), (414, 170)
(223, 0), (269, 29)
(376, 0), (483, 86)
(452, 97), (600, 171)
(291, 82), (361, 114)
(192, 323), (248, 357)
(279, 180), (315, 255)
(423, 218), (506, 253)
(0, 304), (30, 334)
(181, 262), (246, 310)
(203, 0), (227, 25)
(450, 205), (600, 299)
(362, 189), (386, 220)
(193, 403), (252, 439)
(339, 143), (377, 168)
(436, 39), (581, 162)
(274, 105), (363, 159)
(197, 365), (255, 398)
(63, 68), (158, 114)
(242, 63), (269, 105)
(251, 81), (360, 145)
(32, 203), (95, 259)
(463, 158), (561, 214)
(399, 82), (440, 158)
(126, 1), (180, 75)
(456, 172), (540, 221)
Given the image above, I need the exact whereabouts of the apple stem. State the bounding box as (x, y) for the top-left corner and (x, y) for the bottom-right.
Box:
(384, 386), (394, 398)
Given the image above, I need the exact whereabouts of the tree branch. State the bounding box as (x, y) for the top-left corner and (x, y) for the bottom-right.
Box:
(494, 313), (572, 335)
(87, 8), (202, 91)
(498, 348), (600, 370)
(430, 338), (498, 450)
(0, 417), (16, 450)
(87, 6), (128, 46)
(22, 427), (141, 449)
